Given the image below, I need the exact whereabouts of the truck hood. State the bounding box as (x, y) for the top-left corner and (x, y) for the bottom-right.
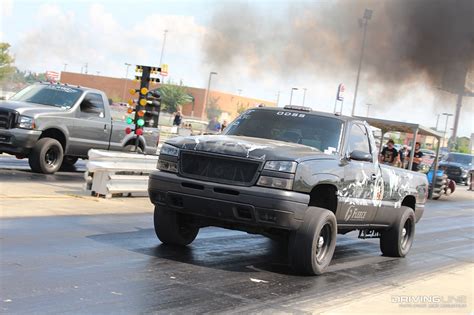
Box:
(439, 161), (472, 170)
(0, 100), (68, 116)
(166, 135), (334, 161)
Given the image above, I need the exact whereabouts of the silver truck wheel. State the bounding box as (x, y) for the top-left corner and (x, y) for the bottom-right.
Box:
(153, 206), (199, 246)
(380, 206), (415, 257)
(28, 138), (64, 174)
(289, 207), (337, 275)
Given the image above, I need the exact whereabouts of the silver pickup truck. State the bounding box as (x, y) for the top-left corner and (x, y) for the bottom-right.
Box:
(0, 83), (159, 173)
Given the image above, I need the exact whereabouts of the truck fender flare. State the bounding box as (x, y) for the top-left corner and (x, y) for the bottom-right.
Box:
(39, 127), (68, 151)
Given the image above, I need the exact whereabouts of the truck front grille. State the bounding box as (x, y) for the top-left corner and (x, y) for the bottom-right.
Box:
(0, 109), (17, 129)
(445, 166), (461, 176)
(179, 151), (261, 186)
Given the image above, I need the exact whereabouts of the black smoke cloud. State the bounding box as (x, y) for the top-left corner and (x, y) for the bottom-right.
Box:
(204, 0), (473, 95)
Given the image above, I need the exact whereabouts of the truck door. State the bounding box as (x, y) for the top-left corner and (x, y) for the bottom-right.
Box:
(338, 123), (382, 225)
(70, 92), (112, 156)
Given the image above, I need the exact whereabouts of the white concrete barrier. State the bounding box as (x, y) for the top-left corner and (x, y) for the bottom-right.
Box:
(84, 149), (159, 198)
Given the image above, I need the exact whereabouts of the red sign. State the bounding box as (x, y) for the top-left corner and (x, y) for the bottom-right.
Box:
(46, 71), (59, 82)
(337, 83), (345, 101)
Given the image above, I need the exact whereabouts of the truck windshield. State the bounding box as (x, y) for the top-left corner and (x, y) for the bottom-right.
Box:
(225, 109), (343, 152)
(443, 153), (473, 167)
(10, 84), (83, 109)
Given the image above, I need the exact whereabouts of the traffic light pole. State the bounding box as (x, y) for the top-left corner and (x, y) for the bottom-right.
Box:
(135, 66), (151, 152)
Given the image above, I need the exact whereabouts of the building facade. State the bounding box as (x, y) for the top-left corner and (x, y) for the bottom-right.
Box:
(60, 72), (275, 122)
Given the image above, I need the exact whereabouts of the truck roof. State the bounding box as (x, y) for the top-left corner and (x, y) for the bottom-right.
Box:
(252, 106), (361, 123)
(37, 82), (104, 94)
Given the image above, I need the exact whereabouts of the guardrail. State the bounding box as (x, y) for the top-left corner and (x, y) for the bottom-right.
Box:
(84, 149), (159, 198)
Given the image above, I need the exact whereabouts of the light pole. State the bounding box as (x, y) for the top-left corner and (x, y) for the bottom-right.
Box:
(276, 90), (280, 106)
(159, 29), (168, 83)
(203, 72), (218, 114)
(351, 8), (372, 117)
(289, 87), (298, 105)
(121, 63), (132, 101)
(237, 89), (242, 96)
(63, 63), (68, 71)
(365, 103), (373, 116)
(442, 113), (453, 148)
(435, 113), (441, 131)
(302, 88), (307, 106)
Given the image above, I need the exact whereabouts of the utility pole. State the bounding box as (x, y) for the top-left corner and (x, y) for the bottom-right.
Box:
(289, 87), (298, 105)
(351, 8), (372, 117)
(203, 72), (218, 115)
(302, 88), (307, 106)
(437, 85), (474, 149)
(365, 103), (373, 117)
(442, 112), (453, 148)
(159, 29), (169, 83)
(435, 113), (441, 131)
(122, 63), (132, 101)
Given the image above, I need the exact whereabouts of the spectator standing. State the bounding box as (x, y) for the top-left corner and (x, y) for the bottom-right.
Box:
(207, 117), (221, 132)
(379, 139), (399, 166)
(399, 145), (408, 168)
(221, 120), (228, 132)
(173, 109), (182, 127)
(409, 142), (424, 171)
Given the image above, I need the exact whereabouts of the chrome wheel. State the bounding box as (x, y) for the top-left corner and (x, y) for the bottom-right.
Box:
(45, 147), (59, 167)
(316, 223), (332, 263)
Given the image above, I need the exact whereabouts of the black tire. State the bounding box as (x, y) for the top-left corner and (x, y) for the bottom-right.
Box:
(380, 206), (415, 257)
(153, 206), (199, 246)
(288, 207), (337, 275)
(62, 156), (78, 166)
(432, 195), (441, 200)
(123, 144), (143, 153)
(28, 137), (64, 174)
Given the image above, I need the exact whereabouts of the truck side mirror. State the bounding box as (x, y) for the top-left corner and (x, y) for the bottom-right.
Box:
(349, 150), (372, 162)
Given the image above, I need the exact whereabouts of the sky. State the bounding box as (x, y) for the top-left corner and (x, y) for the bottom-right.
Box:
(1, 0), (472, 137)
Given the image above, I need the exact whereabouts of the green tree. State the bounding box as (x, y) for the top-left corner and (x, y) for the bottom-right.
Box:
(206, 96), (222, 119)
(453, 136), (470, 153)
(0, 43), (15, 81)
(158, 81), (193, 113)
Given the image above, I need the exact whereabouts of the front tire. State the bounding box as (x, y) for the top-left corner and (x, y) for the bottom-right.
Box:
(289, 207), (337, 275)
(28, 137), (64, 174)
(153, 206), (199, 246)
(380, 206), (415, 257)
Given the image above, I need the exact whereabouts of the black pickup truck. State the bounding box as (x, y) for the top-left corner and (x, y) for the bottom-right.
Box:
(148, 106), (428, 275)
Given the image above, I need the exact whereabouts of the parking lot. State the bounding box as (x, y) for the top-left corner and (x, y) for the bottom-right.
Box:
(1, 155), (473, 314)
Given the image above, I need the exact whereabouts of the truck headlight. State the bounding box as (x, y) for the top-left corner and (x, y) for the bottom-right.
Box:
(257, 160), (297, 190)
(17, 115), (35, 129)
(160, 143), (179, 157)
(158, 143), (179, 173)
(263, 161), (297, 173)
(257, 176), (293, 190)
(158, 159), (178, 173)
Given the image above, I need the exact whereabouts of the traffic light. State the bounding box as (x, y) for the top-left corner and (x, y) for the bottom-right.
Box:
(124, 65), (163, 149)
